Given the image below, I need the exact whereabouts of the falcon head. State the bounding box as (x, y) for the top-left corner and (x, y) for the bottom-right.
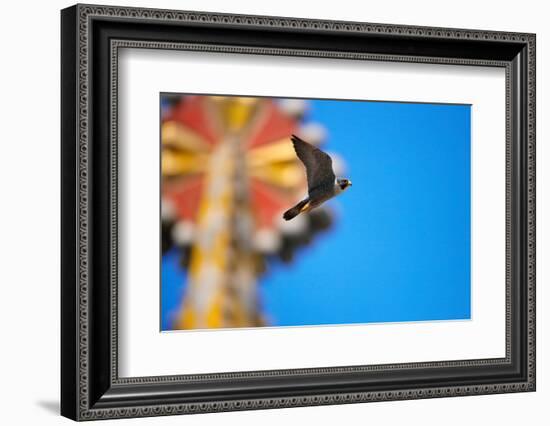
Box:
(337, 178), (352, 191)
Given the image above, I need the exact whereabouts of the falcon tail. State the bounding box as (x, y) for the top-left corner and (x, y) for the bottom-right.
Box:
(283, 199), (309, 221)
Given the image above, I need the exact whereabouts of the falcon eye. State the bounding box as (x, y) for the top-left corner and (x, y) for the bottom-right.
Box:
(338, 179), (352, 190)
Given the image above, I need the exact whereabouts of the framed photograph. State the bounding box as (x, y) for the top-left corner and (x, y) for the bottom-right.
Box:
(61, 4), (536, 421)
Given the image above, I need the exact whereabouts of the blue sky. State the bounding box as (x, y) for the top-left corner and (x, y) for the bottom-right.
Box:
(162, 98), (471, 329)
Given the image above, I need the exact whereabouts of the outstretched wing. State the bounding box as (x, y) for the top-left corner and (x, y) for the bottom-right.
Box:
(291, 134), (335, 194)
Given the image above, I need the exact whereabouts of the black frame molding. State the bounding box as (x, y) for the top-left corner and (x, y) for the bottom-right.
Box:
(61, 4), (536, 421)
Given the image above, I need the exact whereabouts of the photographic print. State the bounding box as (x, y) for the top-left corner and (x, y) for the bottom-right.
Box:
(160, 94), (471, 331)
(61, 6), (535, 418)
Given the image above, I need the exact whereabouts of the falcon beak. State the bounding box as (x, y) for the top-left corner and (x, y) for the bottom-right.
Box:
(348, 180), (352, 187)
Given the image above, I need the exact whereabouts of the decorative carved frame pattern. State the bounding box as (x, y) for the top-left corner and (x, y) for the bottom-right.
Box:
(61, 3), (536, 421)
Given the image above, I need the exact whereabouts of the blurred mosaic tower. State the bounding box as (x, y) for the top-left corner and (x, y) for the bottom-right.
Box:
(161, 95), (338, 329)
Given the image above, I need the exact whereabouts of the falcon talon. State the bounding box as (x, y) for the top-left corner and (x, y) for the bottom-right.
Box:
(283, 134), (352, 221)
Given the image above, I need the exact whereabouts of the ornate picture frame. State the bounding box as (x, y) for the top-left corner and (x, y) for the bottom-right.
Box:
(61, 3), (536, 420)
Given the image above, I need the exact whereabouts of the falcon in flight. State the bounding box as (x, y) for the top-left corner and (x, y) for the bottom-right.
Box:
(283, 134), (352, 221)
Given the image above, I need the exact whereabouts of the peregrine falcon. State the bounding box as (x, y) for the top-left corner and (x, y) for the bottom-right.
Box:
(283, 134), (352, 221)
